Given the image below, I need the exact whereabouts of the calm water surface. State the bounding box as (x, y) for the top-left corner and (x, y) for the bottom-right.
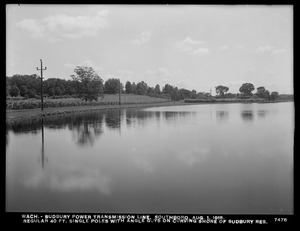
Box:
(6, 102), (294, 214)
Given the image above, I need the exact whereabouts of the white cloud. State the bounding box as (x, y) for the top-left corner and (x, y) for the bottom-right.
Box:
(235, 44), (244, 49)
(219, 45), (229, 50)
(175, 36), (206, 52)
(255, 45), (287, 55)
(175, 79), (195, 90)
(255, 45), (274, 54)
(191, 47), (210, 56)
(25, 168), (111, 195)
(175, 37), (209, 56)
(177, 146), (210, 166)
(133, 157), (154, 173)
(143, 67), (182, 78)
(64, 62), (74, 68)
(272, 48), (287, 55)
(16, 19), (45, 38)
(16, 10), (109, 42)
(64, 60), (103, 71)
(142, 67), (182, 87)
(132, 31), (152, 45)
(118, 69), (134, 75)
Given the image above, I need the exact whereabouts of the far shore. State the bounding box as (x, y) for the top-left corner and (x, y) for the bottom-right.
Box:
(6, 99), (293, 123)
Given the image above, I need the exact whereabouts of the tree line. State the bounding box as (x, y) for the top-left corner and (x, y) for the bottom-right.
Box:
(6, 66), (292, 101)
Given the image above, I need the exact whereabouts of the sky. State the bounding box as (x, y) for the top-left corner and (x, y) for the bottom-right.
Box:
(6, 4), (293, 94)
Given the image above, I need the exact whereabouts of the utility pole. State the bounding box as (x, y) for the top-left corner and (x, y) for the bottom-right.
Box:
(37, 59), (47, 111)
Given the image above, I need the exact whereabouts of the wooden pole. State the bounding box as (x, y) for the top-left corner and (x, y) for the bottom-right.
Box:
(36, 59), (47, 111)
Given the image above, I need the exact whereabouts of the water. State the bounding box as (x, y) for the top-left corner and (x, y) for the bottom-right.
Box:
(6, 102), (294, 214)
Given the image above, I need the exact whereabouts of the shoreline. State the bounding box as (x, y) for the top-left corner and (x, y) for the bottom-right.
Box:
(6, 101), (185, 123)
(6, 100), (293, 123)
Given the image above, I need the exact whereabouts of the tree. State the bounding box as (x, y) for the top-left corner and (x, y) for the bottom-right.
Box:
(125, 81), (132, 94)
(178, 88), (191, 99)
(172, 87), (180, 101)
(136, 81), (148, 95)
(131, 82), (137, 94)
(191, 90), (197, 99)
(256, 86), (270, 100)
(71, 66), (104, 101)
(162, 84), (174, 95)
(8, 74), (40, 96)
(204, 92), (211, 98)
(27, 89), (37, 98)
(104, 78), (121, 94)
(147, 87), (155, 95)
(239, 83), (255, 97)
(65, 85), (76, 95)
(59, 85), (66, 95)
(270, 91), (279, 101)
(215, 85), (229, 97)
(48, 88), (55, 96)
(9, 84), (20, 97)
(6, 85), (10, 96)
(19, 85), (28, 97)
(6, 80), (10, 97)
(154, 84), (161, 94)
(55, 87), (62, 96)
(224, 92), (237, 98)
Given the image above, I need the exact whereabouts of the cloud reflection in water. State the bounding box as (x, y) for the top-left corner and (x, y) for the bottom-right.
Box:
(24, 167), (111, 195)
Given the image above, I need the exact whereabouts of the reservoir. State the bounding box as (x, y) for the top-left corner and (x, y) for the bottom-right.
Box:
(6, 102), (294, 214)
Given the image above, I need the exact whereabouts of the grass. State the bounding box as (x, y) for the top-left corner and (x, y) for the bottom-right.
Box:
(6, 94), (170, 110)
(6, 94), (180, 122)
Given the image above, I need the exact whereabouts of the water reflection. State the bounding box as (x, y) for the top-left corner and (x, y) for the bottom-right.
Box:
(6, 103), (294, 213)
(241, 110), (254, 121)
(125, 110), (196, 129)
(105, 109), (122, 129)
(216, 111), (229, 121)
(257, 110), (267, 118)
(7, 109), (197, 147)
(125, 110), (154, 128)
(40, 118), (46, 169)
(133, 156), (154, 173)
(177, 145), (210, 166)
(7, 118), (41, 134)
(6, 107), (280, 149)
(23, 165), (112, 195)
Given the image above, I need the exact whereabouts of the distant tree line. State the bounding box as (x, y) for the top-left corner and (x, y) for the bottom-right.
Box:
(6, 66), (293, 102)
(214, 83), (289, 101)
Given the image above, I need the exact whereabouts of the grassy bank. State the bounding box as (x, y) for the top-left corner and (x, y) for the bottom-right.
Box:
(6, 97), (185, 122)
(6, 94), (169, 110)
(6, 94), (293, 122)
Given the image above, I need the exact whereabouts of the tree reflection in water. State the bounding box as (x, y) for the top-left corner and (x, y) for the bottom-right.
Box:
(68, 112), (105, 147)
(125, 110), (153, 129)
(240, 110), (254, 121)
(216, 111), (229, 121)
(105, 109), (122, 129)
(257, 110), (267, 118)
(6, 108), (197, 147)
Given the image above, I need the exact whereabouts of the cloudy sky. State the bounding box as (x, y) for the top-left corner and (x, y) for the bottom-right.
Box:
(6, 4), (293, 94)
